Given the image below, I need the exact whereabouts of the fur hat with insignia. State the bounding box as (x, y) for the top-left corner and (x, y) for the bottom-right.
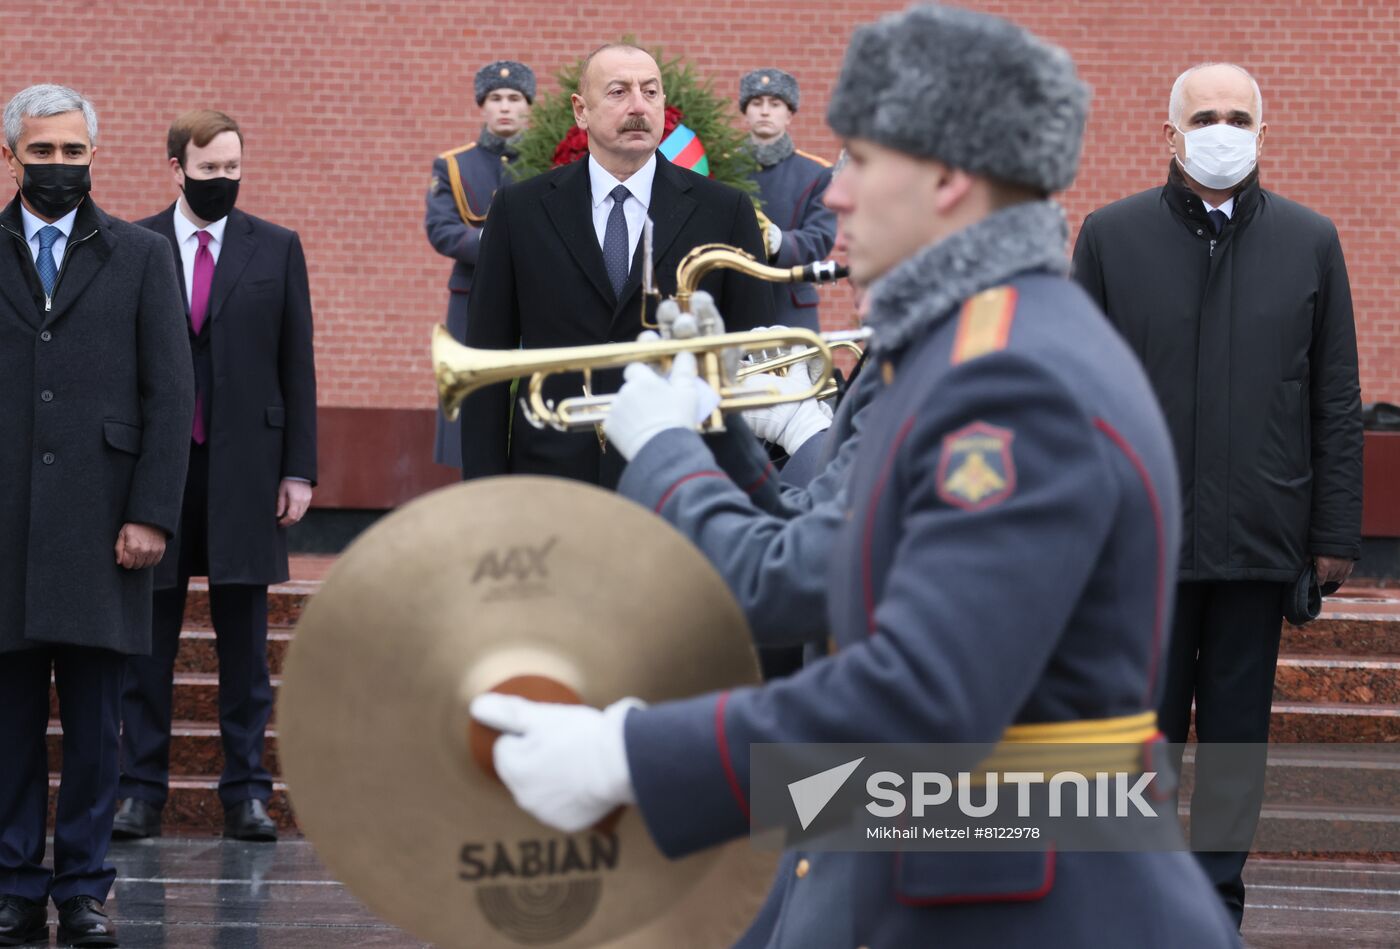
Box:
(739, 68), (799, 112)
(826, 4), (1089, 194)
(475, 60), (536, 105)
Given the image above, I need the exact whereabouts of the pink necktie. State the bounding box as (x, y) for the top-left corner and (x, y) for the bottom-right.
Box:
(190, 231), (214, 444)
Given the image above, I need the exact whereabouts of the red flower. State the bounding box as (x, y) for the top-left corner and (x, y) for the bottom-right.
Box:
(663, 105), (684, 137)
(551, 125), (590, 167)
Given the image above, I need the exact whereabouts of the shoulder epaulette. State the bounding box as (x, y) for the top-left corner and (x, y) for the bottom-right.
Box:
(794, 148), (833, 168)
(438, 142), (487, 226)
(951, 285), (1018, 365)
(438, 141), (478, 160)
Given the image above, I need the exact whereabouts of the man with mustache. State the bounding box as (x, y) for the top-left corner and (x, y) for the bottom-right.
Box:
(459, 43), (773, 488)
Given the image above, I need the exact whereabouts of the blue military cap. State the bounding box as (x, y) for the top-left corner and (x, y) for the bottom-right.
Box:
(475, 60), (536, 105)
(740, 68), (799, 112)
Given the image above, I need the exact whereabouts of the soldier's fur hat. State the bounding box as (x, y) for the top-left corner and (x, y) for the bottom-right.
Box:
(740, 68), (800, 112)
(475, 60), (536, 105)
(826, 4), (1089, 193)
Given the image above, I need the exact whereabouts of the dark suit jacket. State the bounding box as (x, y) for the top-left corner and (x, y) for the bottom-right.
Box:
(0, 196), (193, 655)
(139, 204), (317, 588)
(460, 153), (774, 488)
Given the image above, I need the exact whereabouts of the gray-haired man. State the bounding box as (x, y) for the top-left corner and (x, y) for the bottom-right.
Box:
(0, 84), (192, 947)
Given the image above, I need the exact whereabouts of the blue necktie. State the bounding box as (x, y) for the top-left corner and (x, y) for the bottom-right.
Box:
(603, 185), (631, 298)
(1207, 209), (1228, 235)
(36, 225), (60, 298)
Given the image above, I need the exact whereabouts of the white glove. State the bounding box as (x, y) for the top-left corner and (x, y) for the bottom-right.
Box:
(602, 350), (719, 460)
(742, 371), (833, 454)
(764, 222), (783, 258)
(471, 694), (643, 833)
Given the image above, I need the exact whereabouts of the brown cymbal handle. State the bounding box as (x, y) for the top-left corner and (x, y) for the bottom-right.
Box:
(469, 674), (625, 836)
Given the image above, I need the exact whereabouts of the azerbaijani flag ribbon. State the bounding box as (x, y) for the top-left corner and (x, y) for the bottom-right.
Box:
(659, 122), (709, 176)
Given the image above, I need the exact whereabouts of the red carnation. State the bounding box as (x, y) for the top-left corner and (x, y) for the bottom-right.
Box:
(663, 105), (684, 137)
(551, 125), (590, 167)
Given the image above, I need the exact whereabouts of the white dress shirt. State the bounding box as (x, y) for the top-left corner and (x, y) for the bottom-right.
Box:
(172, 201), (228, 308)
(20, 203), (78, 270)
(588, 153), (656, 264)
(1203, 196), (1236, 219)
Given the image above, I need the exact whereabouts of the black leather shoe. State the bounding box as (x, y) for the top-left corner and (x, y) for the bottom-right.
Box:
(56, 895), (117, 947)
(223, 799), (277, 842)
(111, 798), (161, 840)
(0, 894), (47, 947)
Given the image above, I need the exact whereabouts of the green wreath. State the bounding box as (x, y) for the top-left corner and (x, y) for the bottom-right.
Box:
(509, 40), (757, 197)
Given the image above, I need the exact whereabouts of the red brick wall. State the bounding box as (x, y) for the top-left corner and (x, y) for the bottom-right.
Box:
(4, 0), (1396, 407)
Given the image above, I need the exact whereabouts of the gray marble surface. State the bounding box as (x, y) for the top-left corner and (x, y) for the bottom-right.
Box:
(15, 839), (1399, 947)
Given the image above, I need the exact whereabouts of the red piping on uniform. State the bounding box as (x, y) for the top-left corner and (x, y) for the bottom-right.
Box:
(1093, 418), (1168, 707)
(713, 692), (750, 820)
(744, 461), (776, 496)
(893, 848), (1056, 906)
(654, 470), (726, 513)
(863, 416), (917, 635)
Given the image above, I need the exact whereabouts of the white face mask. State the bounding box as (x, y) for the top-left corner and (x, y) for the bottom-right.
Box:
(1174, 123), (1258, 190)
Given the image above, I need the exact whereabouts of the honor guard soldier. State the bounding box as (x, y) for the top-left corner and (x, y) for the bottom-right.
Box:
(426, 59), (534, 468)
(474, 6), (1243, 947)
(741, 69), (836, 331)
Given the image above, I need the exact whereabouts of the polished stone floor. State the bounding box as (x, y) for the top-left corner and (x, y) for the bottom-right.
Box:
(17, 839), (1400, 947)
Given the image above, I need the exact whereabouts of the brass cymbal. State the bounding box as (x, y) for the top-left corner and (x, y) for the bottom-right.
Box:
(278, 477), (776, 948)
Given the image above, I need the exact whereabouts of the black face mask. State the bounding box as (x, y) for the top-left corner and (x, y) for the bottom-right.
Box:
(19, 161), (91, 219)
(182, 173), (239, 222)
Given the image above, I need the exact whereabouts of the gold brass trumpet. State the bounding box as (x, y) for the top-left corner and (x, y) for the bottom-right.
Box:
(433, 324), (856, 431)
(433, 241), (857, 432)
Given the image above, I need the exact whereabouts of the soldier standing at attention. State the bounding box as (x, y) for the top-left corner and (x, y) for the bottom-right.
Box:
(741, 68), (836, 332)
(426, 60), (534, 468)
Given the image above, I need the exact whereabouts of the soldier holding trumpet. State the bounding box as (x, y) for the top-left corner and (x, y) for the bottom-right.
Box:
(472, 5), (1241, 947)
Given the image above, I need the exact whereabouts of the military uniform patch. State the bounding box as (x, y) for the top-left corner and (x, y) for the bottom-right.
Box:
(935, 421), (1016, 511)
(429, 175), (440, 194)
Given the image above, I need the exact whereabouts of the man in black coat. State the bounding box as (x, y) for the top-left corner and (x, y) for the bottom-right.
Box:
(113, 110), (318, 844)
(460, 43), (773, 488)
(1072, 62), (1363, 928)
(0, 84), (193, 947)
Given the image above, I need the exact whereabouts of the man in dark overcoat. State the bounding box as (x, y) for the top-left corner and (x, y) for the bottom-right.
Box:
(0, 84), (193, 947)
(114, 109), (318, 844)
(426, 60), (534, 468)
(459, 43), (773, 489)
(1072, 62), (1363, 927)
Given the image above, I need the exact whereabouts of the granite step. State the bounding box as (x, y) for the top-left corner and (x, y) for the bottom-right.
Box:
(182, 578), (318, 630)
(1179, 745), (1400, 810)
(173, 627), (292, 676)
(49, 672), (282, 724)
(48, 721), (280, 777)
(1286, 593), (1400, 657)
(1273, 654), (1400, 704)
(1269, 702), (1400, 743)
(47, 775), (297, 835)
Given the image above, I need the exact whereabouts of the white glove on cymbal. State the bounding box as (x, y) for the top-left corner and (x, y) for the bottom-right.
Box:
(602, 350), (720, 460)
(741, 371), (832, 455)
(471, 693), (643, 834)
(764, 222), (783, 259)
